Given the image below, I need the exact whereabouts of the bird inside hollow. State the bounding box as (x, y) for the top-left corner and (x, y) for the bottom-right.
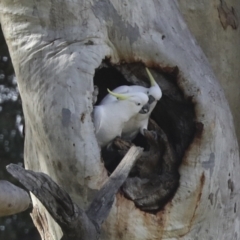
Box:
(93, 89), (149, 148)
(100, 68), (162, 141)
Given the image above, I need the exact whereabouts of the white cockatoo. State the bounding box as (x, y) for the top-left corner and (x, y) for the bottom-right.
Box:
(100, 68), (162, 140)
(93, 89), (149, 147)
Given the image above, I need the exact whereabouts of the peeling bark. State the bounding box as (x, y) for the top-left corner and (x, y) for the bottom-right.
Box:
(218, 0), (238, 30)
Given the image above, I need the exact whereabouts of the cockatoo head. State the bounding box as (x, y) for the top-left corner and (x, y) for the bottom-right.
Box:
(146, 68), (162, 104)
(107, 89), (150, 114)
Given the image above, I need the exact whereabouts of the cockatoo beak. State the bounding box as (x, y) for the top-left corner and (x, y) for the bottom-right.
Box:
(146, 67), (156, 86)
(148, 95), (155, 104)
(139, 102), (150, 114)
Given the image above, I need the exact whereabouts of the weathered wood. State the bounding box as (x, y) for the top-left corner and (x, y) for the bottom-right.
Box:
(102, 118), (180, 212)
(7, 146), (142, 239)
(7, 163), (97, 240)
(87, 146), (143, 227)
(122, 121), (179, 211)
(0, 180), (30, 217)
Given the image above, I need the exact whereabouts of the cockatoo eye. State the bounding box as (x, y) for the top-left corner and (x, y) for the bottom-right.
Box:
(137, 103), (141, 106)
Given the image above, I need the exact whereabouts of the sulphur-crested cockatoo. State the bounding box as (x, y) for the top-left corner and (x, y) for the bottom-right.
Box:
(100, 68), (162, 140)
(93, 89), (149, 147)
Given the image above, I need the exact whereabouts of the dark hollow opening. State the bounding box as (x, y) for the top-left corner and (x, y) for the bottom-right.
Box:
(93, 61), (196, 213)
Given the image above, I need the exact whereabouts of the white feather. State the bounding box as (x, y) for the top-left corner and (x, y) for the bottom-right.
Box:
(93, 91), (149, 147)
(100, 68), (162, 140)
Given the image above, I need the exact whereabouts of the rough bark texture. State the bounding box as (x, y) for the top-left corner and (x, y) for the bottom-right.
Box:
(0, 0), (239, 239)
(0, 180), (30, 217)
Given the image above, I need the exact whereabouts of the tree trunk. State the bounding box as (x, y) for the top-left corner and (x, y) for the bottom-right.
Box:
(0, 0), (239, 239)
(179, 0), (240, 144)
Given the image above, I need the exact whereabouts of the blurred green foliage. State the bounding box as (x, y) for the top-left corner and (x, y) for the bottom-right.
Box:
(0, 26), (40, 240)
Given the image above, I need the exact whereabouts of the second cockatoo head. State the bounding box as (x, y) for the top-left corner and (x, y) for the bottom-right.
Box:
(146, 68), (162, 105)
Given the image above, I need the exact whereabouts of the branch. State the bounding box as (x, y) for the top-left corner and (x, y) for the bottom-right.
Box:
(0, 180), (31, 217)
(6, 145), (142, 239)
(86, 146), (143, 227)
(6, 164), (97, 240)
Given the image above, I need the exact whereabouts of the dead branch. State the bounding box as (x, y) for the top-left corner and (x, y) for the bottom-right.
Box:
(86, 145), (143, 228)
(7, 145), (142, 240)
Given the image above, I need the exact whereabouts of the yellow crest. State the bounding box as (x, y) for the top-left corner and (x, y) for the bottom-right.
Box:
(107, 89), (129, 100)
(146, 67), (156, 86)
